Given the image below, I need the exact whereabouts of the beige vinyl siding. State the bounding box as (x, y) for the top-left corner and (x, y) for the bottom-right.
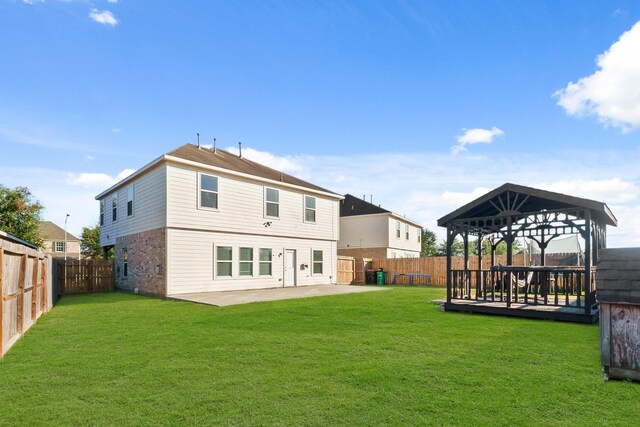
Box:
(166, 163), (339, 241)
(387, 217), (421, 256)
(166, 228), (337, 294)
(338, 214), (389, 249)
(99, 164), (167, 247)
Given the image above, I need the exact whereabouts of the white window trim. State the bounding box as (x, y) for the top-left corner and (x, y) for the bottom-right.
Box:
(259, 248), (273, 277)
(214, 244), (233, 278)
(312, 249), (323, 275)
(264, 187), (280, 219)
(99, 199), (105, 226)
(239, 247), (254, 277)
(405, 224), (409, 240)
(198, 172), (220, 211)
(127, 185), (134, 217)
(54, 241), (65, 252)
(112, 194), (118, 222)
(396, 220), (401, 239)
(304, 195), (316, 224)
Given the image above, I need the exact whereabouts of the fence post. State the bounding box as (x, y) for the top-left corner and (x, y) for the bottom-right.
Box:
(17, 254), (27, 335)
(31, 257), (38, 321)
(0, 248), (4, 354)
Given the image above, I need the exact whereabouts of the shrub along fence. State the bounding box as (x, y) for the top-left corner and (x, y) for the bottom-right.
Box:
(1, 230), (53, 357)
(58, 259), (115, 294)
(371, 254), (529, 286)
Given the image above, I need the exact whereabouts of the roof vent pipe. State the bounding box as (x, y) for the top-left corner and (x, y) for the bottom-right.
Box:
(370, 195), (373, 204)
(213, 138), (217, 153)
(238, 142), (242, 158)
(197, 132), (200, 149)
(362, 194), (365, 201)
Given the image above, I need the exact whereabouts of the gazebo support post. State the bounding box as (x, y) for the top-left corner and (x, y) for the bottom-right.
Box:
(463, 229), (469, 298)
(477, 234), (483, 298)
(584, 211), (592, 315)
(446, 224), (452, 304)
(506, 216), (513, 307)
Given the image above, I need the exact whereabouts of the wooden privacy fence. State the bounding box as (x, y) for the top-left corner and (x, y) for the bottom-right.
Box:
(371, 253), (528, 286)
(1, 231), (53, 357)
(59, 259), (115, 294)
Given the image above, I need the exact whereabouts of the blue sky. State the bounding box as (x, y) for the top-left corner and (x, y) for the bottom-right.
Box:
(1, 1), (640, 246)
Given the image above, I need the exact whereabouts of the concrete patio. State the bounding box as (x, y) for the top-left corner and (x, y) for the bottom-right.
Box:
(167, 284), (388, 307)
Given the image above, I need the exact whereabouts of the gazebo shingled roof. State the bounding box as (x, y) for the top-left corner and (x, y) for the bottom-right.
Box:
(438, 183), (617, 230)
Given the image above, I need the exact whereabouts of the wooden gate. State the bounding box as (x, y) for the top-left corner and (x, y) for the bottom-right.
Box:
(337, 256), (355, 285)
(59, 259), (115, 294)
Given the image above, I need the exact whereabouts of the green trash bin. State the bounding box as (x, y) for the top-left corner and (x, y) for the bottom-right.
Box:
(376, 270), (386, 285)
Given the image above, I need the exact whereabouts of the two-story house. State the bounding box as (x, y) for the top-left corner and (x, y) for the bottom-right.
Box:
(38, 221), (81, 260)
(95, 144), (343, 296)
(338, 194), (422, 259)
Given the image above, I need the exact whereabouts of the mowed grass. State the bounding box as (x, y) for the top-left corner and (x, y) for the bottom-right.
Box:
(1, 288), (638, 426)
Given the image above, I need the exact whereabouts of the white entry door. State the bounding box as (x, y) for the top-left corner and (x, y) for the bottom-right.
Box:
(284, 249), (297, 287)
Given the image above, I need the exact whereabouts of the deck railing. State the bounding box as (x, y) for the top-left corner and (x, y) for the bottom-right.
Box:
(449, 266), (597, 314)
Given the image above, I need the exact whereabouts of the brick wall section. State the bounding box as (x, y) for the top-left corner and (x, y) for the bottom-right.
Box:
(338, 247), (388, 259)
(596, 248), (640, 304)
(115, 228), (166, 296)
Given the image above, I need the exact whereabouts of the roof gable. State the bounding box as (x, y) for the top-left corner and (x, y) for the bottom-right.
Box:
(437, 183), (617, 227)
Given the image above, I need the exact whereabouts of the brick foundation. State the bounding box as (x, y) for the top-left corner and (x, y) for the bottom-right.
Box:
(115, 228), (166, 296)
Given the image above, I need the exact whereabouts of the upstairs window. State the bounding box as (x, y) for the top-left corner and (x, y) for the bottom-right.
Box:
(405, 224), (409, 240)
(396, 220), (400, 238)
(312, 250), (323, 274)
(112, 194), (118, 222)
(200, 174), (219, 209)
(216, 246), (232, 277)
(418, 232), (421, 243)
(127, 185), (134, 216)
(99, 200), (105, 226)
(265, 188), (279, 218)
(239, 247), (253, 276)
(259, 248), (272, 276)
(54, 242), (65, 252)
(305, 196), (316, 223)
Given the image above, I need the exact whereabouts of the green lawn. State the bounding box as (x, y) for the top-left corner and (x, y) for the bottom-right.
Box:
(1, 288), (638, 426)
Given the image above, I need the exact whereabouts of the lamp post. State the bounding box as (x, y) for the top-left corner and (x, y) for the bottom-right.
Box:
(64, 214), (70, 261)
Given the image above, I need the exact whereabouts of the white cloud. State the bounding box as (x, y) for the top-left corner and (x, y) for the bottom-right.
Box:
(66, 168), (135, 189)
(452, 127), (504, 154)
(89, 9), (118, 26)
(223, 146), (308, 178)
(532, 178), (639, 204)
(555, 20), (640, 132)
(107, 0), (118, 3)
(111, 127), (121, 133)
(22, 0), (44, 4)
(86, 155), (95, 161)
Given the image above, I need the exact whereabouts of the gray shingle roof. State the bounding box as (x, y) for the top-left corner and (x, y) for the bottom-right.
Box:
(38, 221), (79, 241)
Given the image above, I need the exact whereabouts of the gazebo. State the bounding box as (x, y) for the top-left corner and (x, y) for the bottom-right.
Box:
(437, 183), (617, 323)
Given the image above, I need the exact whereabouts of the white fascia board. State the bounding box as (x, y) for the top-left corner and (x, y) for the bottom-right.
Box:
(94, 154), (165, 200)
(164, 155), (344, 200)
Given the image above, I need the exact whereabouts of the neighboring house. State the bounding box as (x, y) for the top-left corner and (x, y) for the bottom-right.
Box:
(95, 143), (343, 296)
(338, 194), (422, 259)
(38, 221), (81, 259)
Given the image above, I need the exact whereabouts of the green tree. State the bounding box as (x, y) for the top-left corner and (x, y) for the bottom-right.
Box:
(81, 224), (112, 259)
(469, 238), (522, 255)
(0, 185), (43, 246)
(436, 237), (465, 256)
(420, 228), (438, 257)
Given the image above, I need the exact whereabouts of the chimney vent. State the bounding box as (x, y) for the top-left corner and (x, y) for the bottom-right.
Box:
(238, 142), (242, 158)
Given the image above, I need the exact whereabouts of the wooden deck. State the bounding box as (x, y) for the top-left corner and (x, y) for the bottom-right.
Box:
(439, 299), (599, 323)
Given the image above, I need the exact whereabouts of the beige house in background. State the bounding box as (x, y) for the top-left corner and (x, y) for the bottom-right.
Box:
(338, 194), (422, 259)
(95, 143), (343, 296)
(38, 221), (81, 259)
